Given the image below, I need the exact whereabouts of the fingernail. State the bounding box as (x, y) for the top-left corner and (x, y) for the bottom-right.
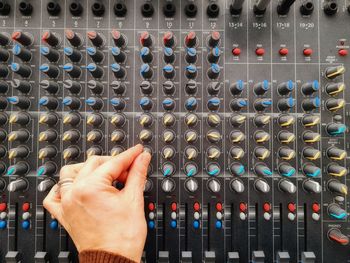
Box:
(141, 151), (151, 160)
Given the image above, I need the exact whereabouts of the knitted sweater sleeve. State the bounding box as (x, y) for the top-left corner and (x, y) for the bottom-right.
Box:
(79, 250), (137, 263)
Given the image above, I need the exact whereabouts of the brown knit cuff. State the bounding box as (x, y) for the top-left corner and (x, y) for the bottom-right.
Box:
(79, 250), (136, 263)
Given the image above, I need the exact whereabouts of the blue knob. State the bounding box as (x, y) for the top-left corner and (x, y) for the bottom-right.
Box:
(39, 64), (49, 72)
(140, 47), (153, 63)
(0, 220), (7, 229)
(39, 97), (48, 106)
(215, 220), (222, 229)
(10, 62), (20, 72)
(207, 97), (220, 111)
(37, 166), (45, 176)
(236, 80), (244, 91)
(21, 220), (30, 230)
(170, 220), (177, 229)
(263, 169), (273, 176)
(162, 98), (175, 111)
(139, 97), (152, 110)
(208, 63), (221, 79)
(185, 48), (197, 63)
(62, 97), (72, 106)
(12, 44), (22, 55)
(87, 47), (97, 56)
(287, 80), (294, 91)
(140, 63), (153, 79)
(313, 97), (320, 107)
(110, 98), (122, 106)
(185, 64), (197, 79)
(111, 47), (121, 56)
(7, 167), (15, 175)
(7, 96), (19, 104)
(163, 64), (175, 79)
(49, 219), (58, 230)
(193, 220), (200, 229)
(164, 47), (173, 57)
(64, 47), (73, 55)
(185, 97), (197, 111)
(148, 220), (155, 229)
(40, 46), (50, 56)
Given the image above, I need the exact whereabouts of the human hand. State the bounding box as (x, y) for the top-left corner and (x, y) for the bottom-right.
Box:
(43, 144), (151, 262)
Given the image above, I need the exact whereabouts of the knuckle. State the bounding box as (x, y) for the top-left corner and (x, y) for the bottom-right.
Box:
(71, 182), (92, 201)
(59, 165), (71, 178)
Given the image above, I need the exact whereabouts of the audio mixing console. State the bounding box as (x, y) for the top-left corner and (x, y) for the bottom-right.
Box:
(0, 0), (349, 262)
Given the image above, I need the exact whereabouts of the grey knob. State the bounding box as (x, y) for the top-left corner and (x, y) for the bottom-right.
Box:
(279, 179), (297, 194)
(37, 179), (56, 192)
(207, 179), (221, 193)
(7, 178), (28, 192)
(230, 179), (245, 193)
(303, 179), (321, 193)
(185, 178), (199, 193)
(161, 178), (175, 193)
(254, 179), (270, 193)
(144, 179), (152, 193)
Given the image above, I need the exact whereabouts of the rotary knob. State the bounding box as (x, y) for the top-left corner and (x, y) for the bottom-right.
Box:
(279, 179), (297, 194)
(139, 97), (153, 111)
(324, 65), (345, 79)
(12, 31), (33, 46)
(140, 31), (153, 47)
(254, 179), (270, 193)
(8, 129), (29, 142)
(63, 96), (81, 110)
(86, 130), (103, 143)
(163, 47), (175, 64)
(37, 162), (57, 176)
(87, 146), (103, 157)
(7, 178), (28, 192)
(303, 164), (321, 178)
(302, 97), (320, 112)
(254, 164), (272, 177)
(111, 47), (127, 63)
(328, 180), (348, 195)
(184, 130), (198, 143)
(325, 98), (345, 113)
(327, 147), (347, 161)
(111, 30), (127, 47)
(184, 31), (197, 48)
(64, 47), (82, 63)
(163, 81), (175, 95)
(254, 114), (271, 127)
(184, 163), (198, 177)
(139, 129), (153, 143)
(63, 146), (80, 160)
(277, 98), (295, 112)
(86, 63), (104, 79)
(230, 130), (245, 143)
(63, 63), (82, 79)
(184, 97), (197, 111)
(328, 164), (347, 177)
(185, 178), (199, 193)
(7, 96), (30, 110)
(162, 147), (175, 160)
(254, 99), (272, 112)
(230, 114), (246, 127)
(207, 82), (221, 96)
(37, 178), (56, 192)
(254, 80), (269, 95)
(86, 97), (104, 111)
(229, 147), (245, 160)
(207, 64), (220, 79)
(326, 82), (345, 96)
(161, 178), (175, 193)
(185, 64), (197, 79)
(301, 80), (319, 95)
(302, 114), (320, 127)
(86, 114), (104, 127)
(111, 63), (126, 79)
(38, 146), (57, 159)
(207, 146), (221, 159)
(230, 80), (244, 95)
(207, 97), (220, 111)
(185, 80), (197, 95)
(40, 80), (60, 94)
(65, 30), (83, 47)
(184, 113), (198, 127)
(326, 123), (346, 136)
(110, 113), (126, 127)
(278, 163), (296, 177)
(111, 130), (126, 143)
(63, 112), (81, 126)
(328, 203), (347, 220)
(0, 97), (7, 110)
(87, 31), (105, 48)
(208, 31), (221, 47)
(207, 179), (221, 193)
(254, 130), (270, 143)
(162, 130), (176, 143)
(9, 112), (30, 125)
(7, 162), (29, 176)
(303, 147), (321, 161)
(278, 147), (295, 160)
(328, 229), (349, 245)
(277, 80), (294, 95)
(278, 131), (295, 144)
(38, 130), (57, 143)
(162, 98), (175, 111)
(206, 130), (221, 143)
(87, 47), (104, 63)
(303, 179), (321, 193)
(185, 147), (198, 160)
(139, 114), (153, 127)
(63, 130), (80, 142)
(111, 146), (124, 157)
(254, 147), (270, 160)
(8, 146), (29, 159)
(207, 47), (221, 63)
(12, 79), (31, 94)
(39, 96), (59, 111)
(162, 113), (176, 127)
(13, 44), (32, 62)
(139, 80), (153, 95)
(140, 47), (153, 63)
(230, 179), (245, 193)
(140, 64), (153, 79)
(230, 163), (245, 176)
(63, 80), (81, 94)
(110, 98), (126, 111)
(207, 163), (220, 176)
(162, 162), (175, 177)
(109, 81), (125, 95)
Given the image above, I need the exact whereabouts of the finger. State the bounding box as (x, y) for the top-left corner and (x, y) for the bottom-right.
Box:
(59, 163), (85, 180)
(123, 151), (151, 199)
(43, 185), (65, 225)
(93, 144), (144, 183)
(77, 156), (113, 180)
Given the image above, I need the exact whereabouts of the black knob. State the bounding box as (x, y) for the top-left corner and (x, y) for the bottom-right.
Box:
(163, 47), (175, 63)
(0, 80), (8, 93)
(111, 63), (126, 79)
(162, 98), (175, 111)
(163, 2), (176, 18)
(301, 97), (320, 112)
(63, 63), (82, 79)
(111, 129), (126, 143)
(63, 79), (81, 94)
(47, 1), (61, 16)
(0, 32), (10, 46)
(65, 29), (83, 47)
(328, 228), (349, 245)
(0, 0), (11, 16)
(277, 0), (296, 15)
(70, 1), (83, 16)
(38, 96), (59, 110)
(88, 80), (104, 95)
(303, 179), (321, 193)
(111, 47), (127, 63)
(62, 129), (80, 142)
(141, 2), (154, 17)
(42, 30), (60, 47)
(111, 80), (126, 95)
(184, 3), (197, 17)
(38, 146), (57, 159)
(301, 80), (319, 95)
(86, 63), (104, 79)
(12, 31), (33, 46)
(7, 161), (29, 176)
(86, 97), (104, 111)
(110, 113), (126, 127)
(63, 146), (80, 160)
(39, 64), (60, 79)
(7, 96), (30, 110)
(325, 82), (345, 96)
(40, 46), (60, 62)
(8, 145), (29, 159)
(254, 0), (271, 15)
(324, 65), (345, 79)
(300, 1), (314, 15)
(111, 30), (127, 47)
(37, 178), (56, 192)
(162, 113), (176, 127)
(86, 113), (103, 127)
(38, 129), (58, 142)
(254, 98), (272, 112)
(184, 31), (197, 48)
(114, 2), (127, 17)
(63, 112), (81, 126)
(230, 98), (247, 111)
(324, 1), (338, 16)
(0, 47), (9, 62)
(91, 1), (105, 16)
(18, 1), (33, 15)
(63, 96), (81, 110)
(207, 3), (220, 18)
(163, 81), (175, 95)
(0, 96), (7, 110)
(185, 80), (197, 95)
(328, 180), (348, 195)
(10, 63), (31, 78)
(64, 47), (82, 62)
(87, 47), (104, 63)
(207, 47), (221, 63)
(230, 0), (245, 15)
(277, 80), (294, 95)
(7, 178), (28, 192)
(328, 203), (347, 220)
(87, 130), (103, 143)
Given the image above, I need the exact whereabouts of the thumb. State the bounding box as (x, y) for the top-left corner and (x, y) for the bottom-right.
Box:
(123, 151), (151, 200)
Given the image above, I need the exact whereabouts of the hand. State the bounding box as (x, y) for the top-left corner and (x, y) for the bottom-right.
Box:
(43, 144), (151, 262)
